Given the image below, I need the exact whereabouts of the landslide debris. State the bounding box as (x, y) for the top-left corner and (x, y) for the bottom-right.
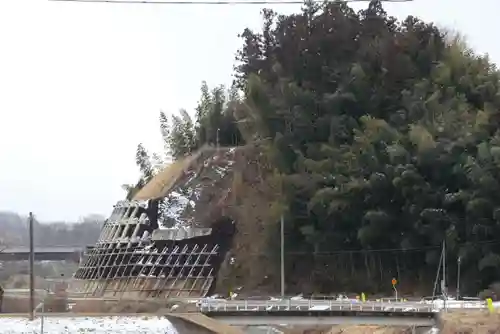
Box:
(135, 144), (284, 294)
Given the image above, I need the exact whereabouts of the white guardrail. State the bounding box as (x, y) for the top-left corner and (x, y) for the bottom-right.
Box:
(197, 298), (488, 313)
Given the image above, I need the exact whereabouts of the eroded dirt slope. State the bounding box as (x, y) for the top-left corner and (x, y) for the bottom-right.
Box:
(141, 144), (283, 294)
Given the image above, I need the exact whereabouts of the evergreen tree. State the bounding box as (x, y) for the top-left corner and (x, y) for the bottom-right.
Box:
(128, 0), (500, 294)
(232, 0), (500, 293)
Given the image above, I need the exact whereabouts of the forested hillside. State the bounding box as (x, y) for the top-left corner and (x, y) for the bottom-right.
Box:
(132, 1), (500, 296)
(0, 212), (103, 247)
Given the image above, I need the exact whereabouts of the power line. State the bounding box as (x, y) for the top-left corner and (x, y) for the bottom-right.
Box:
(49, 0), (413, 5)
(232, 239), (500, 256)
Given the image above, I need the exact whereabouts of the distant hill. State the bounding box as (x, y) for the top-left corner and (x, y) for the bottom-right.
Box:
(0, 211), (104, 248)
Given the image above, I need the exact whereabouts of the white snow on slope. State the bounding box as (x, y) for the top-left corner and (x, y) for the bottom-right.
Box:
(163, 190), (198, 226)
(159, 152), (234, 229)
(0, 316), (178, 334)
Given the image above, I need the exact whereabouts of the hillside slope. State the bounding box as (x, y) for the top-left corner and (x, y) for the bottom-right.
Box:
(136, 144), (283, 294)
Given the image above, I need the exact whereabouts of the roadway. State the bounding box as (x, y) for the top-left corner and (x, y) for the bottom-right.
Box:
(210, 314), (435, 327)
(0, 311), (436, 328)
(0, 247), (83, 262)
(0, 292), (489, 328)
(196, 298), (487, 327)
(4, 291), (488, 314)
(197, 298), (486, 313)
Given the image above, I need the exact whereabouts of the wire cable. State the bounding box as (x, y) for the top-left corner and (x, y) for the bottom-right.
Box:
(49, 0), (413, 5)
(236, 239), (500, 256)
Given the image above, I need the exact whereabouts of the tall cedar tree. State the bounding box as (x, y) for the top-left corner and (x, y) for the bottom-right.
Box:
(130, 0), (500, 295)
(233, 0), (500, 294)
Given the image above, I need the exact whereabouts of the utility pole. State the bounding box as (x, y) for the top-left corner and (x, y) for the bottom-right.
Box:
(216, 128), (220, 149)
(29, 212), (35, 320)
(432, 244), (443, 299)
(456, 256), (461, 300)
(442, 240), (447, 311)
(280, 214), (285, 298)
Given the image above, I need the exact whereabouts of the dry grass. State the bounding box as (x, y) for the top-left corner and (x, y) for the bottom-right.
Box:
(71, 299), (168, 313)
(133, 159), (192, 200)
(133, 144), (212, 201)
(2, 297), (42, 313)
(3, 275), (49, 290)
(3, 296), (67, 313)
(2, 297), (169, 314)
(440, 310), (500, 334)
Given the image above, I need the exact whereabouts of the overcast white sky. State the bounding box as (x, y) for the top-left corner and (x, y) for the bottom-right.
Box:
(0, 0), (499, 222)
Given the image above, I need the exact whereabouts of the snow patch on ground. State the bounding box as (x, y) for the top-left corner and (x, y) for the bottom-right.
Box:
(0, 316), (177, 334)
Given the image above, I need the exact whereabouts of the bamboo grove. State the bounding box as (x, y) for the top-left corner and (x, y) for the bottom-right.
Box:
(133, 1), (500, 296)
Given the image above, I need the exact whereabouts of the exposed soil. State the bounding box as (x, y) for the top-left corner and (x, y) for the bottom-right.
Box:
(440, 310), (500, 333)
(138, 145), (283, 295)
